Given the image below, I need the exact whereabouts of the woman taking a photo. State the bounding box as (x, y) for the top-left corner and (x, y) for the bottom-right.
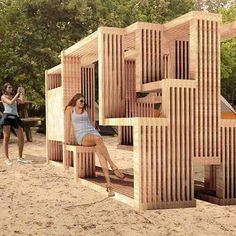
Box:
(64, 93), (125, 197)
(0, 83), (26, 165)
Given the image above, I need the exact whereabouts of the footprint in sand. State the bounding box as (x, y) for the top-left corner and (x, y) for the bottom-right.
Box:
(34, 221), (43, 226)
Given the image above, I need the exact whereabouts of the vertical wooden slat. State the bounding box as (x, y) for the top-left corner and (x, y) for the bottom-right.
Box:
(159, 31), (162, 80)
(212, 21), (216, 158)
(179, 41), (182, 79)
(186, 88), (190, 200)
(216, 22), (221, 158)
(153, 126), (157, 205)
(104, 33), (108, 118)
(230, 128), (234, 198)
(151, 30), (155, 82)
(148, 126), (152, 205)
(142, 126), (147, 205)
(176, 41), (179, 79)
(114, 35), (118, 118)
(155, 30), (158, 81)
(108, 34), (112, 117)
(163, 126), (167, 202)
(170, 87), (176, 201)
(157, 126), (161, 202)
(181, 88), (185, 201)
(142, 30), (145, 84)
(143, 30), (147, 84)
(199, 20), (203, 158)
(119, 34), (124, 118)
(226, 127), (230, 198)
(203, 20), (208, 157)
(208, 21), (212, 157)
(176, 88), (180, 201)
(191, 88), (195, 199)
(222, 126), (226, 199)
(147, 29), (151, 83)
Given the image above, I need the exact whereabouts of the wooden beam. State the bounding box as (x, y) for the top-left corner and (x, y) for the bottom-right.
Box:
(47, 64), (61, 75)
(164, 11), (221, 31)
(64, 31), (98, 57)
(103, 117), (168, 126)
(139, 79), (197, 92)
(137, 93), (162, 104)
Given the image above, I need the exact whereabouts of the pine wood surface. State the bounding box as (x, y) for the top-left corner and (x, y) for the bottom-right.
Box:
(46, 11), (236, 210)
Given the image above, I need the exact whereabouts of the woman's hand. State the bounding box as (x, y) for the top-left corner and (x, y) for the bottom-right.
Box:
(16, 87), (25, 104)
(17, 87), (25, 95)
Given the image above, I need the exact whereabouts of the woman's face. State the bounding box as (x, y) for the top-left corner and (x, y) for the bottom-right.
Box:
(5, 85), (13, 94)
(76, 97), (85, 109)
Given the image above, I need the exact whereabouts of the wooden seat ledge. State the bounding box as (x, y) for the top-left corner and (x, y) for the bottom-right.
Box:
(64, 144), (95, 152)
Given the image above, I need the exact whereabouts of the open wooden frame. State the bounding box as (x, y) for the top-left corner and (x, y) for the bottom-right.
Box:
(46, 11), (236, 210)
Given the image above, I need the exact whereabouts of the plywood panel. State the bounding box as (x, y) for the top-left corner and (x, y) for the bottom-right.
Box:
(47, 87), (64, 141)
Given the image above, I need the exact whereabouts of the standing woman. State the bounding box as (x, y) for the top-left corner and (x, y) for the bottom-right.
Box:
(0, 83), (26, 165)
(65, 93), (125, 197)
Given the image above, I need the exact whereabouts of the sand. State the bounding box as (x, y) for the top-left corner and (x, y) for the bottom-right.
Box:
(0, 132), (236, 236)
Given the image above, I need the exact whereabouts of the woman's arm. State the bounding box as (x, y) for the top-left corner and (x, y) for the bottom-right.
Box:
(1, 92), (20, 105)
(64, 106), (72, 144)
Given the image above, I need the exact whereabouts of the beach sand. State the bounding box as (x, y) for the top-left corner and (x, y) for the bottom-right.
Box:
(0, 132), (236, 236)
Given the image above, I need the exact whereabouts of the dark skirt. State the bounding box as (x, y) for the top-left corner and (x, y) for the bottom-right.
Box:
(0, 113), (23, 134)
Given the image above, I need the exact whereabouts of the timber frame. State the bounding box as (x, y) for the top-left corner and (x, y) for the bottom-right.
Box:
(46, 11), (236, 210)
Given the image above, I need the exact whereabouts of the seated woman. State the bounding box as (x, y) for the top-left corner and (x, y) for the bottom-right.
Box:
(64, 93), (125, 197)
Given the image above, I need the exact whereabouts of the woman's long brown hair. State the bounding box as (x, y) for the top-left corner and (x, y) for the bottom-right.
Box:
(2, 82), (13, 95)
(64, 93), (88, 111)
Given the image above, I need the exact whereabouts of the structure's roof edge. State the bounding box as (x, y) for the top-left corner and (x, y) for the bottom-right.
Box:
(63, 30), (98, 57)
(47, 64), (61, 75)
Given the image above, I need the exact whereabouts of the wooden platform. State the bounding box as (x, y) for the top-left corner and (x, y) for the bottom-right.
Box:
(49, 161), (135, 207)
(87, 167), (134, 198)
(195, 181), (236, 206)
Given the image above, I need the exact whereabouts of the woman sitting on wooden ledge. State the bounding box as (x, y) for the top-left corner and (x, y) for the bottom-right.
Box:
(64, 93), (125, 197)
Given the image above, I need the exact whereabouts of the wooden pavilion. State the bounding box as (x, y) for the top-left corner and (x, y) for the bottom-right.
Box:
(46, 11), (236, 210)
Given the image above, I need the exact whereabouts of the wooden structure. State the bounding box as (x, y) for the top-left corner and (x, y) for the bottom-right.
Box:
(18, 102), (42, 141)
(46, 11), (236, 210)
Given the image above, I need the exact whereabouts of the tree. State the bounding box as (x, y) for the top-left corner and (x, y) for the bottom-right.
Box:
(0, 0), (94, 106)
(220, 4), (236, 104)
(194, 0), (235, 12)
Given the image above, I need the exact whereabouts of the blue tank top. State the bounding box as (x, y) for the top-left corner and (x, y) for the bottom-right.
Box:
(71, 108), (100, 144)
(3, 101), (18, 116)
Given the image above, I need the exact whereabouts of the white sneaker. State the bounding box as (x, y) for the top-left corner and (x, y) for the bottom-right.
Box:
(5, 159), (13, 165)
(17, 158), (31, 164)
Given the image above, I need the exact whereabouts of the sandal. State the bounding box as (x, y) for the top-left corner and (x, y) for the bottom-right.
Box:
(106, 186), (115, 197)
(112, 168), (125, 180)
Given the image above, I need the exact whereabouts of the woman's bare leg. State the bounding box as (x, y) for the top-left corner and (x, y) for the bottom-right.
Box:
(81, 134), (111, 186)
(14, 128), (24, 158)
(82, 134), (124, 179)
(3, 126), (11, 160)
(95, 139), (118, 169)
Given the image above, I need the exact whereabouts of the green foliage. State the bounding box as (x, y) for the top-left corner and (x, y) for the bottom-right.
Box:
(220, 4), (236, 103)
(192, 1), (236, 103)
(194, 0), (235, 12)
(0, 0), (95, 105)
